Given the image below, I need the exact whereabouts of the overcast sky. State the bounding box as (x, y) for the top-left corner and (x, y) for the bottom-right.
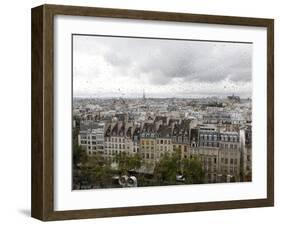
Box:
(73, 35), (252, 98)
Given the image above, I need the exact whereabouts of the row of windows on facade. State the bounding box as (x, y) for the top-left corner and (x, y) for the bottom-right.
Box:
(172, 137), (189, 143)
(82, 135), (188, 144)
(141, 139), (171, 145)
(80, 140), (104, 145)
(87, 146), (104, 150)
(200, 142), (239, 149)
(141, 145), (172, 152)
(82, 137), (137, 143)
(82, 138), (174, 145)
(199, 134), (239, 142)
(80, 135), (104, 140)
(83, 141), (239, 151)
(81, 135), (239, 144)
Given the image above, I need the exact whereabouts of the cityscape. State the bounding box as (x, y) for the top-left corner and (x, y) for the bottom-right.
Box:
(72, 35), (252, 189)
(73, 94), (252, 189)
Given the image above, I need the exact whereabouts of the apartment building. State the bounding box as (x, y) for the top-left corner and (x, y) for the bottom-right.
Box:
(78, 121), (105, 156)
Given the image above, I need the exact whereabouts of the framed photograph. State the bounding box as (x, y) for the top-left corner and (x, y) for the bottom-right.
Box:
(31, 4), (274, 221)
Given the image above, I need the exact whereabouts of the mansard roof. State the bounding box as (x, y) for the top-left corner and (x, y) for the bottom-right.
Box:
(172, 119), (192, 136)
(142, 123), (156, 133)
(157, 125), (172, 138)
(133, 127), (141, 137)
(190, 128), (199, 142)
(105, 124), (111, 137)
(80, 121), (103, 131)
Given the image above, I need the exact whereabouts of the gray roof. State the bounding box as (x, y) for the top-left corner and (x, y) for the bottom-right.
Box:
(80, 121), (103, 131)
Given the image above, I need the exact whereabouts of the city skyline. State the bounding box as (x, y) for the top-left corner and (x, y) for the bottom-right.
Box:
(73, 35), (253, 98)
(73, 92), (250, 99)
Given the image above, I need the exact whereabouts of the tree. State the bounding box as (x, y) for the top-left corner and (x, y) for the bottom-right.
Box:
(153, 150), (181, 185)
(73, 144), (88, 166)
(114, 152), (142, 174)
(83, 154), (113, 188)
(181, 156), (205, 184)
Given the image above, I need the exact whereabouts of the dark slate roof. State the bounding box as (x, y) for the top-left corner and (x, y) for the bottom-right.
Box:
(80, 121), (102, 131)
(118, 123), (125, 136)
(190, 128), (199, 142)
(157, 125), (172, 138)
(115, 113), (126, 121)
(142, 123), (156, 133)
(133, 127), (141, 137)
(172, 119), (191, 136)
(126, 127), (132, 137)
(105, 124), (111, 137)
(111, 123), (118, 136)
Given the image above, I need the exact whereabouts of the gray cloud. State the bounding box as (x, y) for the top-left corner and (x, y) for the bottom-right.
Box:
(73, 35), (252, 97)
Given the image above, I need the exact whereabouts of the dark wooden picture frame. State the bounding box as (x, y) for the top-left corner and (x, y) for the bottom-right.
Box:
(31, 4), (274, 221)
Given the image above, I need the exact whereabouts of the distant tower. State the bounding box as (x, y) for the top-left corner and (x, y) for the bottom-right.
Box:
(143, 89), (146, 100)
